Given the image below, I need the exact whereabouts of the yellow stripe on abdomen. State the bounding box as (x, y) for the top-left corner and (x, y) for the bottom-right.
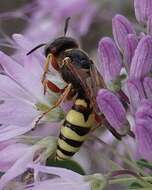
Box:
(56, 98), (95, 160)
(66, 110), (94, 127)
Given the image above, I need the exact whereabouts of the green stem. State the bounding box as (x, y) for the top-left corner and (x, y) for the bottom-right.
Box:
(109, 176), (152, 188)
(128, 189), (152, 190)
(92, 135), (148, 176)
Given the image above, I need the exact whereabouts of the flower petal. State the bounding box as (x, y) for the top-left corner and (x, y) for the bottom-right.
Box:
(25, 180), (90, 190)
(130, 35), (152, 79)
(0, 124), (34, 142)
(0, 99), (38, 126)
(97, 89), (129, 135)
(29, 164), (83, 182)
(12, 33), (45, 64)
(143, 76), (152, 99)
(135, 100), (152, 160)
(98, 37), (122, 85)
(112, 14), (135, 50)
(123, 34), (138, 72)
(0, 145), (40, 189)
(0, 143), (29, 171)
(0, 75), (35, 102)
(134, 0), (152, 25)
(127, 79), (145, 113)
(0, 51), (47, 103)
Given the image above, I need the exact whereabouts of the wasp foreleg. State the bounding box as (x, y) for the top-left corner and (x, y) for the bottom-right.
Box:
(41, 53), (52, 84)
(42, 79), (65, 95)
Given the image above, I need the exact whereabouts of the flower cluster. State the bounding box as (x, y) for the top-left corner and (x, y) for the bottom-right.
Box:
(96, 0), (152, 162)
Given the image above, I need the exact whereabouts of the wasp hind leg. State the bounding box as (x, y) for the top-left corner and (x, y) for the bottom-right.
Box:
(35, 83), (72, 126)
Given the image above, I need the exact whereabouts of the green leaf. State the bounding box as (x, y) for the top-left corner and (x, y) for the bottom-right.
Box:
(46, 159), (85, 175)
(136, 159), (152, 170)
(128, 182), (143, 189)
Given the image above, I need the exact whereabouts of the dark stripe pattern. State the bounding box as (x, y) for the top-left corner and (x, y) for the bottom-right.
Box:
(59, 133), (83, 147)
(56, 98), (93, 160)
(63, 120), (90, 136)
(72, 104), (93, 121)
(57, 145), (75, 156)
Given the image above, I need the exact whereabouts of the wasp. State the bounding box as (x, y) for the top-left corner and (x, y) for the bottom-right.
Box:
(27, 18), (122, 160)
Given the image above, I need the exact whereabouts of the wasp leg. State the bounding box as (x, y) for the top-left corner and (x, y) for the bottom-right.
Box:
(42, 79), (65, 95)
(35, 83), (72, 126)
(41, 53), (59, 94)
(41, 53), (52, 84)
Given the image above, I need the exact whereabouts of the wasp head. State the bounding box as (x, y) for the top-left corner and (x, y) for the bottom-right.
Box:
(44, 36), (78, 57)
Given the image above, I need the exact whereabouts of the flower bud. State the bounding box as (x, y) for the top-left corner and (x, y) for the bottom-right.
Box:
(135, 100), (152, 160)
(143, 76), (152, 99)
(112, 14), (135, 51)
(127, 79), (145, 113)
(130, 35), (152, 79)
(98, 37), (122, 86)
(134, 0), (152, 25)
(97, 89), (130, 135)
(123, 34), (138, 72)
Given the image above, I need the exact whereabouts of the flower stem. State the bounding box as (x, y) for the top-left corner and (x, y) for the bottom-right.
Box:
(109, 176), (152, 187)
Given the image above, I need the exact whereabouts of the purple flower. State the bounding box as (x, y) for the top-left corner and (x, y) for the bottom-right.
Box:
(23, 0), (97, 43)
(25, 164), (105, 190)
(135, 100), (152, 160)
(0, 35), (65, 142)
(147, 15), (152, 35)
(143, 76), (152, 99)
(0, 137), (57, 189)
(134, 0), (152, 25)
(0, 141), (29, 172)
(0, 161), (106, 190)
(112, 14), (135, 51)
(123, 34), (138, 72)
(97, 89), (130, 135)
(97, 37), (122, 87)
(129, 35), (152, 79)
(127, 79), (145, 113)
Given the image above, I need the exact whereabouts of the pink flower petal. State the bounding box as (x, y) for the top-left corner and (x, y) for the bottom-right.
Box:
(29, 164), (83, 182)
(0, 99), (38, 126)
(0, 124), (34, 142)
(28, 122), (60, 137)
(0, 143), (29, 171)
(0, 75), (35, 102)
(0, 51), (46, 103)
(12, 33), (45, 63)
(98, 37), (122, 85)
(23, 56), (43, 79)
(130, 35), (152, 79)
(112, 14), (135, 50)
(0, 145), (40, 189)
(26, 181), (90, 190)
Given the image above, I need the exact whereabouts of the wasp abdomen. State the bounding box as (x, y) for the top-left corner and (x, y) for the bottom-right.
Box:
(56, 98), (94, 160)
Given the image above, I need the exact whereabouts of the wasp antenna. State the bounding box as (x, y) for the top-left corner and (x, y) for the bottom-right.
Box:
(64, 17), (71, 36)
(26, 43), (46, 55)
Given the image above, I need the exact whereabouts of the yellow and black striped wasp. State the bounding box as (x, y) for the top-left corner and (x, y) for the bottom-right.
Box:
(27, 18), (122, 160)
